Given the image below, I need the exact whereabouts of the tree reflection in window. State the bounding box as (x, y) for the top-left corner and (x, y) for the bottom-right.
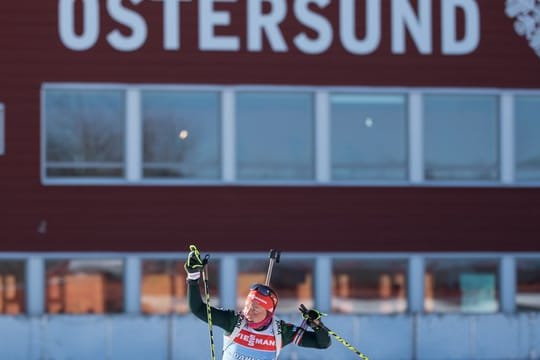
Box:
(45, 90), (125, 177)
(142, 91), (220, 179)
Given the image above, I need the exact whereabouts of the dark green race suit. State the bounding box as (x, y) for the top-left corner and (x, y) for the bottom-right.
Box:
(188, 279), (330, 358)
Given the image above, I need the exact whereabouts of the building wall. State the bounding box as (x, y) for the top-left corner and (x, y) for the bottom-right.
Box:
(1, 1), (540, 253)
(3, 185), (540, 252)
(0, 313), (539, 360)
(1, 2), (539, 358)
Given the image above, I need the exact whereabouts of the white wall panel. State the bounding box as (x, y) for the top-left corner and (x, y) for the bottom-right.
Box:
(0, 314), (539, 359)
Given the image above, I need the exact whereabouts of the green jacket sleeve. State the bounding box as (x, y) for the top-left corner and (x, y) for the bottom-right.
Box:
(281, 321), (331, 349)
(187, 279), (238, 334)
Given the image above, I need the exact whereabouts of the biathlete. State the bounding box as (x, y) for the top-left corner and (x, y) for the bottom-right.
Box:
(185, 246), (331, 360)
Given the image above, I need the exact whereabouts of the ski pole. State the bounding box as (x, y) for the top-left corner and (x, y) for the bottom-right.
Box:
(201, 263), (216, 360)
(189, 245), (215, 360)
(292, 319), (308, 345)
(319, 323), (369, 360)
(265, 249), (281, 286)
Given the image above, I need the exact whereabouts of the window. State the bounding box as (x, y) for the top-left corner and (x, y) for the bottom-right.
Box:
(424, 95), (499, 181)
(141, 260), (186, 314)
(332, 259), (407, 314)
(142, 91), (221, 179)
(0, 261), (25, 314)
(42, 85), (540, 187)
(516, 258), (540, 311)
(236, 92), (315, 180)
(237, 258), (314, 313)
(44, 89), (125, 178)
(330, 94), (408, 181)
(0, 103), (4, 155)
(45, 259), (124, 314)
(424, 259), (499, 313)
(141, 259), (220, 314)
(515, 96), (540, 181)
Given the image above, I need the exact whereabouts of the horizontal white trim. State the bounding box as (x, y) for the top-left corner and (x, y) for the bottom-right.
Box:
(41, 83), (540, 95)
(331, 94), (405, 104)
(40, 178), (540, 187)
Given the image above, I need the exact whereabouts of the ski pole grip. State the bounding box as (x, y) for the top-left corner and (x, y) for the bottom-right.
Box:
(265, 249), (281, 285)
(202, 254), (210, 266)
(269, 249), (281, 263)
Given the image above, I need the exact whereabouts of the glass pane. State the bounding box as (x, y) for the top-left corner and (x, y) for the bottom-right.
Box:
(45, 259), (124, 314)
(142, 91), (221, 179)
(237, 259), (314, 313)
(141, 259), (220, 314)
(516, 259), (540, 311)
(515, 96), (540, 181)
(332, 259), (407, 314)
(236, 92), (314, 180)
(330, 94), (408, 180)
(424, 95), (499, 181)
(0, 261), (25, 315)
(44, 89), (125, 177)
(425, 259), (499, 313)
(237, 259), (267, 311)
(141, 260), (186, 314)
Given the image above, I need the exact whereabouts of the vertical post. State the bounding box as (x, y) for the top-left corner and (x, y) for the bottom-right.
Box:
(26, 256), (44, 316)
(408, 255), (424, 314)
(222, 89), (235, 182)
(500, 256), (516, 313)
(126, 88), (142, 182)
(409, 92), (423, 183)
(500, 93), (514, 184)
(27, 256), (44, 360)
(221, 89), (236, 182)
(220, 255), (237, 309)
(315, 91), (330, 182)
(409, 255), (424, 360)
(124, 256), (141, 314)
(315, 256), (332, 313)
